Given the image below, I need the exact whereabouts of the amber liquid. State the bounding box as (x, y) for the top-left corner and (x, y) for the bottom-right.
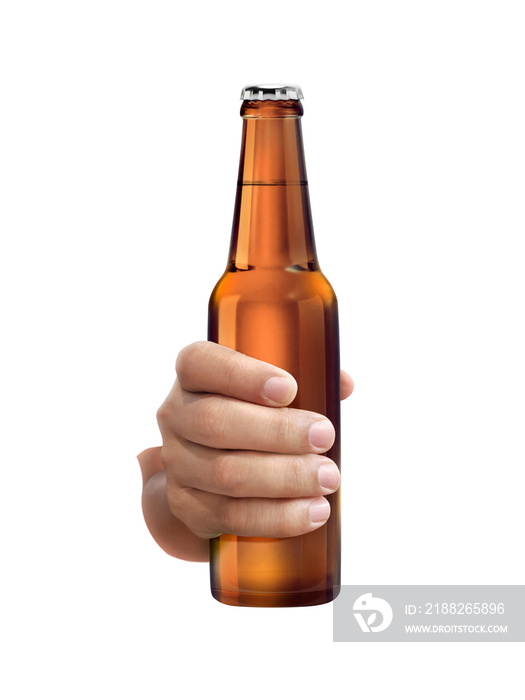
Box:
(208, 99), (340, 607)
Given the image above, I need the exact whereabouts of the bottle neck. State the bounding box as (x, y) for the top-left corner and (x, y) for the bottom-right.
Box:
(228, 100), (318, 271)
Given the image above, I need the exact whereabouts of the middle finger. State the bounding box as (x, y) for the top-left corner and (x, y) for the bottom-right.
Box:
(159, 383), (336, 455)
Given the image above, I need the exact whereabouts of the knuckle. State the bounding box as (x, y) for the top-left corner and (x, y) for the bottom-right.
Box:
(220, 497), (249, 535)
(264, 499), (307, 538)
(193, 396), (221, 438)
(165, 480), (204, 537)
(292, 454), (323, 494)
(223, 353), (245, 396)
(282, 455), (306, 494)
(156, 401), (170, 431)
(159, 439), (183, 475)
(165, 475), (185, 516)
(268, 503), (290, 538)
(155, 384), (181, 433)
(270, 407), (295, 450)
(175, 341), (207, 382)
(211, 454), (241, 495)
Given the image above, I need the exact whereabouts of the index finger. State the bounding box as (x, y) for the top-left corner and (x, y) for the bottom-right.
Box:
(175, 341), (298, 407)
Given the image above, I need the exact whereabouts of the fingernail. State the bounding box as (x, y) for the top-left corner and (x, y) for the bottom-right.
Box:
(263, 376), (296, 405)
(310, 497), (331, 523)
(318, 463), (340, 491)
(308, 420), (335, 450)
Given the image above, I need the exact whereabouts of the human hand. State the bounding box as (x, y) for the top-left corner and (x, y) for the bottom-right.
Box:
(139, 341), (353, 561)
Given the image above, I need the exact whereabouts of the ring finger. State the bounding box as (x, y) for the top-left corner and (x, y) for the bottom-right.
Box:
(163, 438), (341, 498)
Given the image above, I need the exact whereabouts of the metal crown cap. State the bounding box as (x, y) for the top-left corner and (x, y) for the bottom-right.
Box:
(240, 84), (304, 101)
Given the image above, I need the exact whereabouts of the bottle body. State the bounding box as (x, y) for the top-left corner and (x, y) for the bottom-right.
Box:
(208, 88), (341, 607)
(208, 269), (340, 607)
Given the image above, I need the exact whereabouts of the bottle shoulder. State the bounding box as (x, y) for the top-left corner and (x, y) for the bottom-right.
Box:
(209, 268), (338, 306)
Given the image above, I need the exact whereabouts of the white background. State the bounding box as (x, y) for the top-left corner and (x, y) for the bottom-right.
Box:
(1, 0), (524, 697)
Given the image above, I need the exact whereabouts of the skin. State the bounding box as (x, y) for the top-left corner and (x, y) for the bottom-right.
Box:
(138, 341), (354, 562)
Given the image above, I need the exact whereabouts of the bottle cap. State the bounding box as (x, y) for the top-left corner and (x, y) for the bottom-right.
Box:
(240, 84), (304, 101)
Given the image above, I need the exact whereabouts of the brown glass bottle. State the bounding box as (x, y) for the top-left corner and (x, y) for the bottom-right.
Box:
(208, 85), (340, 607)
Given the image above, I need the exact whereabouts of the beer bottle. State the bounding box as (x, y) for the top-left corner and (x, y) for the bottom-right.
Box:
(208, 84), (341, 607)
